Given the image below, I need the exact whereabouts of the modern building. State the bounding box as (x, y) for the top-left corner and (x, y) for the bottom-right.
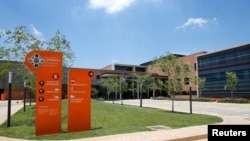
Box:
(94, 63), (168, 99)
(181, 51), (207, 94)
(1, 43), (249, 100)
(94, 52), (205, 99)
(0, 52), (206, 100)
(0, 61), (29, 100)
(197, 43), (250, 99)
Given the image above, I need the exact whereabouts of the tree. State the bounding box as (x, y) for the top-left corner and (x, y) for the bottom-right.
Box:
(119, 76), (128, 105)
(151, 52), (191, 112)
(0, 26), (75, 67)
(99, 77), (117, 102)
(150, 79), (168, 97)
(91, 87), (99, 99)
(194, 77), (206, 98)
(131, 73), (153, 107)
(0, 26), (75, 96)
(148, 78), (157, 99)
(100, 76), (128, 103)
(225, 71), (239, 99)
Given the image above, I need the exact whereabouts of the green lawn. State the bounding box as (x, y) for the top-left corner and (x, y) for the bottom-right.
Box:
(0, 100), (223, 140)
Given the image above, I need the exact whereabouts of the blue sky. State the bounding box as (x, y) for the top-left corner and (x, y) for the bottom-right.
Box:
(1, 0), (250, 69)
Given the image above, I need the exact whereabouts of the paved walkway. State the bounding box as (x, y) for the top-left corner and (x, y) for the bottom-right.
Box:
(0, 100), (24, 126)
(0, 99), (249, 141)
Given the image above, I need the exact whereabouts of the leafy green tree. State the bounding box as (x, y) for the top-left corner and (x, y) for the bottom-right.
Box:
(148, 79), (157, 98)
(194, 77), (206, 98)
(119, 76), (128, 104)
(150, 79), (168, 97)
(101, 76), (128, 102)
(0, 26), (75, 96)
(128, 78), (137, 99)
(0, 26), (75, 67)
(91, 87), (99, 99)
(152, 52), (191, 112)
(99, 77), (117, 102)
(225, 71), (239, 99)
(99, 78), (110, 100)
(131, 73), (153, 107)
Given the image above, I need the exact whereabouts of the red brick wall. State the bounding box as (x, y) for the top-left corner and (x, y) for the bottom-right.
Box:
(182, 52), (207, 93)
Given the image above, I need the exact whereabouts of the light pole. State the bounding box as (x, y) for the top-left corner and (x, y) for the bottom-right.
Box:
(139, 80), (145, 107)
(189, 82), (192, 114)
(120, 76), (123, 105)
(23, 81), (28, 112)
(29, 88), (32, 106)
(7, 72), (12, 127)
(115, 77), (117, 100)
(112, 86), (114, 104)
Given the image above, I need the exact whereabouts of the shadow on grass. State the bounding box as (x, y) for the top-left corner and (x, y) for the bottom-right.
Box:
(0, 100), (223, 140)
(91, 127), (103, 130)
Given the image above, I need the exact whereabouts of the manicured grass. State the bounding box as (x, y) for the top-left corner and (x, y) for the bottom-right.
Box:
(0, 100), (223, 140)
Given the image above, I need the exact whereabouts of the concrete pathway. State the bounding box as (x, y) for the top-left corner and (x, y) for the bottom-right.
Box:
(0, 100), (24, 125)
(0, 99), (249, 141)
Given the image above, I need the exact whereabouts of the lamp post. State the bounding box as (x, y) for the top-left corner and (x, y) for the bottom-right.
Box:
(139, 80), (145, 107)
(23, 81), (27, 112)
(29, 88), (32, 106)
(120, 76), (123, 105)
(112, 86), (114, 104)
(7, 72), (12, 127)
(189, 82), (192, 114)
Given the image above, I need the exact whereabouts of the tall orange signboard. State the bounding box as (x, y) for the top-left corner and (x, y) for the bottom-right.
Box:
(25, 50), (62, 136)
(68, 68), (95, 133)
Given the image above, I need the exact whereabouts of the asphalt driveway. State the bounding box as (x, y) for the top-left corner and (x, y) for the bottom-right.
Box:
(109, 99), (250, 123)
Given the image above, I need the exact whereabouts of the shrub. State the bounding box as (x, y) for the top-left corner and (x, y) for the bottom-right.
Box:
(216, 97), (249, 103)
(153, 96), (168, 100)
(193, 97), (216, 102)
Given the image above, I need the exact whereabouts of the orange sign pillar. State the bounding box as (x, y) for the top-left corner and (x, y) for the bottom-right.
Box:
(25, 50), (62, 136)
(68, 68), (95, 133)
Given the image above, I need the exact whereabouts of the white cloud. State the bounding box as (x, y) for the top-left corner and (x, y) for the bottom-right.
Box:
(88, 0), (136, 14)
(176, 17), (208, 29)
(30, 24), (42, 37)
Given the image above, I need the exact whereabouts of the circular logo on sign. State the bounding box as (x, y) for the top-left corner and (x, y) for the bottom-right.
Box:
(39, 89), (45, 94)
(52, 73), (60, 80)
(38, 97), (44, 102)
(28, 53), (45, 68)
(39, 80), (45, 86)
(88, 71), (94, 77)
(71, 78), (76, 83)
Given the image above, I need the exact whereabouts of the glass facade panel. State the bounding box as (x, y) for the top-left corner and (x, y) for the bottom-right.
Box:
(135, 67), (146, 72)
(197, 44), (250, 97)
(115, 65), (133, 71)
